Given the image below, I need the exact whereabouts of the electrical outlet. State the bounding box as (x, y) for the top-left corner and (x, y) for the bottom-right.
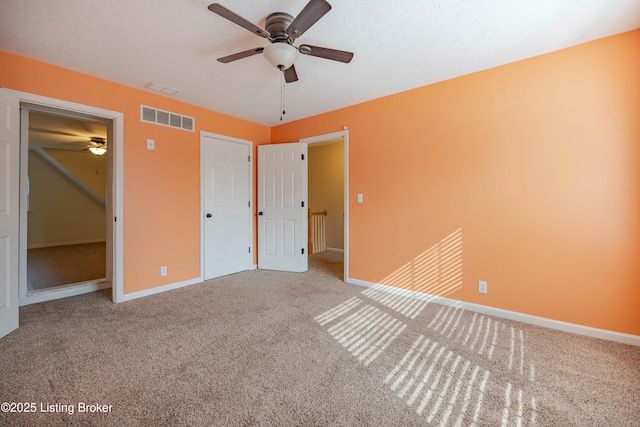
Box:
(478, 280), (488, 294)
(147, 139), (155, 150)
(160, 266), (167, 276)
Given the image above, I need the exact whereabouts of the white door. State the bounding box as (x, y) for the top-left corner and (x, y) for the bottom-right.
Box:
(258, 143), (307, 272)
(0, 89), (19, 339)
(202, 135), (252, 279)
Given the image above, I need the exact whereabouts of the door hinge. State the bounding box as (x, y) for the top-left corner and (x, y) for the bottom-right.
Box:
(114, 217), (117, 222)
(248, 201), (251, 207)
(301, 201), (305, 208)
(248, 247), (251, 253)
(301, 248), (305, 255)
(248, 155), (251, 162)
(301, 154), (305, 160)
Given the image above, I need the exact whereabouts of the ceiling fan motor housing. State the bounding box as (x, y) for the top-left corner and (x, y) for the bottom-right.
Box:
(266, 12), (293, 41)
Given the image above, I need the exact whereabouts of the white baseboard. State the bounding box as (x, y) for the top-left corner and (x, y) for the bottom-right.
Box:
(119, 264), (261, 303)
(326, 247), (344, 253)
(28, 239), (106, 249)
(117, 277), (202, 303)
(20, 279), (110, 306)
(346, 278), (640, 347)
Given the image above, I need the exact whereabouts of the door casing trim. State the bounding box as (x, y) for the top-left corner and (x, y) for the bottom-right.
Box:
(8, 89), (124, 304)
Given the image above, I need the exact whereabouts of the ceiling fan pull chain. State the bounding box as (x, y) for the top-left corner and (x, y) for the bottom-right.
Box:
(280, 71), (286, 121)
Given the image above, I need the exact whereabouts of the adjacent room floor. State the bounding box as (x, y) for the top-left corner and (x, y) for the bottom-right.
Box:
(27, 242), (106, 291)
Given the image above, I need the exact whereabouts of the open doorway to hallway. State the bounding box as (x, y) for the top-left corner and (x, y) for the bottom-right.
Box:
(307, 137), (345, 275)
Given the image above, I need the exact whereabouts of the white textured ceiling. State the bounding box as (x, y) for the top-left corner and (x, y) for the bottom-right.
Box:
(1, 0), (639, 126)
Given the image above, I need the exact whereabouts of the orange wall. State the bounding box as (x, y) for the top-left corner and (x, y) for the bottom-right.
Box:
(2, 29), (639, 335)
(272, 30), (640, 336)
(0, 51), (270, 294)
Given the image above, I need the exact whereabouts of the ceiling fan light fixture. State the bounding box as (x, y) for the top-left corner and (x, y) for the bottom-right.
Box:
(89, 146), (107, 156)
(263, 42), (299, 70)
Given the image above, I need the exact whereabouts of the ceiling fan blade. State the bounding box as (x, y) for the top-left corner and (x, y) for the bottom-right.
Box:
(286, 0), (331, 40)
(208, 3), (270, 38)
(29, 127), (84, 138)
(299, 44), (353, 63)
(284, 65), (299, 83)
(217, 47), (264, 63)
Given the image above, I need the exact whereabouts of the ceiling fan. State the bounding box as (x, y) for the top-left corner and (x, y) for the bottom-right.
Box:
(208, 0), (354, 83)
(29, 128), (107, 155)
(85, 137), (107, 156)
(29, 112), (108, 153)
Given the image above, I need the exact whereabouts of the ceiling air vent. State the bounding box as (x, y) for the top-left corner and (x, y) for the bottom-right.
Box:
(140, 105), (195, 132)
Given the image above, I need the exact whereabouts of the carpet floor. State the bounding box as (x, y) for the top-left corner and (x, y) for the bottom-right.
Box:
(1, 252), (638, 426)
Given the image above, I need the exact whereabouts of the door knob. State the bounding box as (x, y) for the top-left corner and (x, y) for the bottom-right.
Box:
(258, 211), (263, 216)
(206, 213), (212, 218)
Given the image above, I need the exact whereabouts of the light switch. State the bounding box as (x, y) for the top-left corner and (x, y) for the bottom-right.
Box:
(147, 139), (155, 150)
(357, 193), (363, 203)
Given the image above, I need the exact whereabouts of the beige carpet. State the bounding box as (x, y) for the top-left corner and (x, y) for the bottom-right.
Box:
(1, 251), (638, 426)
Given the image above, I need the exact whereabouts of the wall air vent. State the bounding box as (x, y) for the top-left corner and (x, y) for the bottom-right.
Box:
(140, 105), (195, 132)
(145, 82), (179, 96)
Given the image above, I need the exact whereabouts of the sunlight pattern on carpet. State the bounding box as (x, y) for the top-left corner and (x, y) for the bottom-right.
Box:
(314, 297), (362, 326)
(325, 305), (407, 366)
(428, 306), (535, 379)
(362, 285), (429, 319)
(385, 335), (491, 426)
(315, 283), (539, 425)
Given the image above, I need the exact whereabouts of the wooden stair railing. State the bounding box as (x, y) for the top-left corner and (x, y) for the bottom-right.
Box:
(308, 209), (328, 254)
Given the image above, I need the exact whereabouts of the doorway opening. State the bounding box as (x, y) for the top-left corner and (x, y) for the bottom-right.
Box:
(301, 130), (348, 281)
(20, 104), (114, 304)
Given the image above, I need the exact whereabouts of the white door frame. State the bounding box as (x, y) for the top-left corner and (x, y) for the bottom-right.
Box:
(8, 90), (124, 304)
(199, 131), (253, 280)
(299, 130), (349, 281)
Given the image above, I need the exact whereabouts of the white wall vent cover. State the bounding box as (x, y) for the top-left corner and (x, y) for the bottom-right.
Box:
(140, 105), (195, 132)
